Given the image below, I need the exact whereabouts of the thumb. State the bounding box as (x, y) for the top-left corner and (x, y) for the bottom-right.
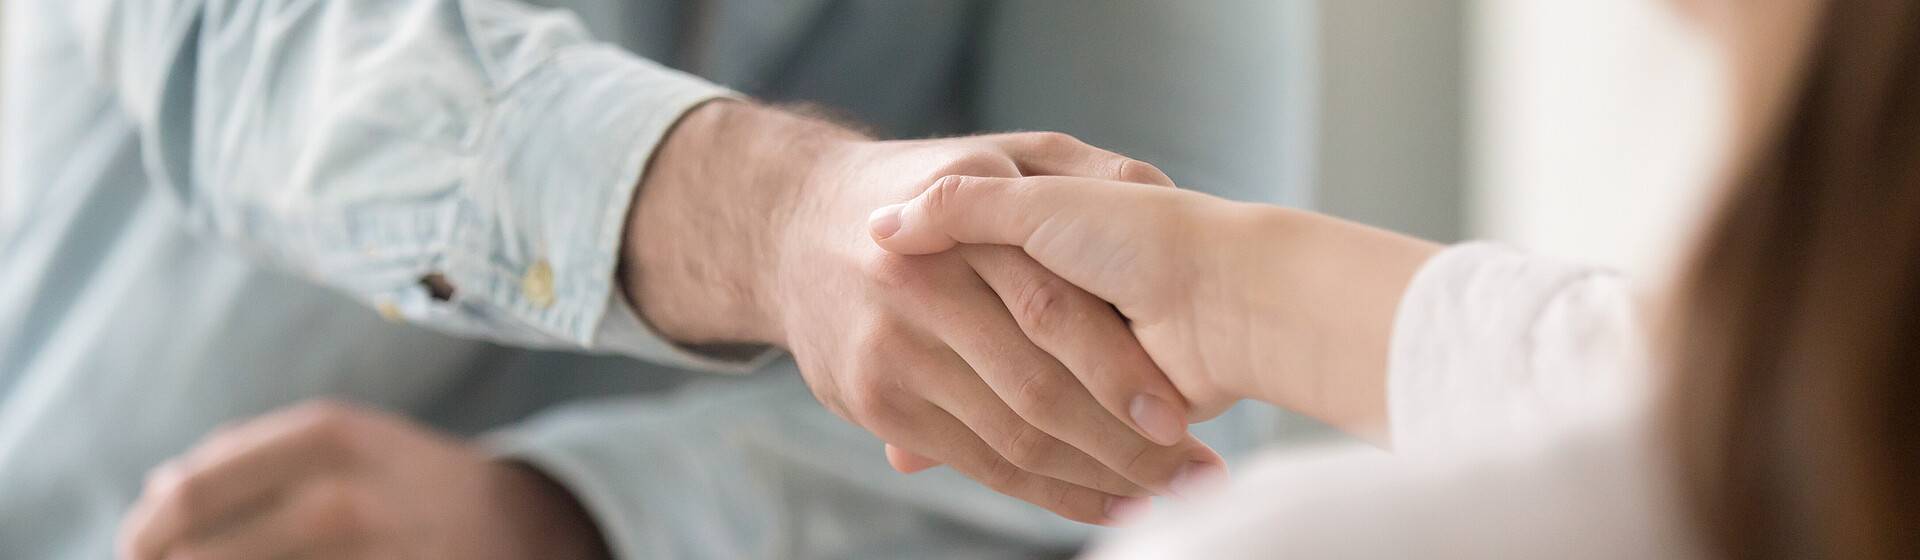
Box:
(869, 175), (1049, 255)
(867, 202), (954, 255)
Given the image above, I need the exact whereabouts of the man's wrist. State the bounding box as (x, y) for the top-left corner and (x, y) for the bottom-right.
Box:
(618, 100), (861, 348)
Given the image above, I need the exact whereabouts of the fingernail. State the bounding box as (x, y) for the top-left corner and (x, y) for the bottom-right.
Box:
(1104, 495), (1154, 526)
(1168, 461), (1229, 501)
(1129, 395), (1187, 446)
(869, 204), (905, 240)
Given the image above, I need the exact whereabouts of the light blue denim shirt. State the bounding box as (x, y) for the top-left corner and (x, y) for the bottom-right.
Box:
(54, 0), (755, 365)
(0, 0), (1315, 558)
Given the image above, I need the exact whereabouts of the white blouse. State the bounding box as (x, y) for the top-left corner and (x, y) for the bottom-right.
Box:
(1087, 243), (1704, 559)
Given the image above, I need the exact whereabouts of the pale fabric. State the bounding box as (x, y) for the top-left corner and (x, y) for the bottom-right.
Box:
(1088, 243), (1703, 559)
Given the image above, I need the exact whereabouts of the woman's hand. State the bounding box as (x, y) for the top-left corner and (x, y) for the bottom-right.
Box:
(869, 176), (1442, 445)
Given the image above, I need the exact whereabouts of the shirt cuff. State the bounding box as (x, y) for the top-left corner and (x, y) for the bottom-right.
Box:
(593, 289), (784, 372)
(435, 44), (767, 369)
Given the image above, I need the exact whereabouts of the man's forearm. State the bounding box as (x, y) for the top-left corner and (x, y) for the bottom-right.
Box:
(617, 101), (861, 347)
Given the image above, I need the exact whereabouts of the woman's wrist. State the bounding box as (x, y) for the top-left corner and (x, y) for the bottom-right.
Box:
(1216, 204), (1442, 445)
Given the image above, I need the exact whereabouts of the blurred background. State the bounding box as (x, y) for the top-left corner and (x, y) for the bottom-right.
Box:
(991, 0), (1728, 288)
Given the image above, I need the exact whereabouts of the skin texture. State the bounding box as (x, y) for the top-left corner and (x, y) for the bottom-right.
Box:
(117, 401), (611, 560)
(871, 176), (1442, 447)
(621, 101), (1227, 524)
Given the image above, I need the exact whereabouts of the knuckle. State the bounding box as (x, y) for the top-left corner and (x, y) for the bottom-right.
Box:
(1121, 444), (1160, 481)
(840, 378), (885, 419)
(1043, 481), (1076, 511)
(859, 252), (934, 294)
(846, 317), (913, 359)
(287, 417), (380, 466)
(921, 174), (966, 216)
(1023, 131), (1080, 151)
(1009, 371), (1069, 416)
(296, 480), (365, 540)
(1010, 274), (1072, 336)
(835, 355), (906, 429)
(999, 424), (1058, 472)
(979, 458), (1027, 492)
(930, 150), (1009, 179)
(295, 415), (360, 455)
(845, 385), (905, 429)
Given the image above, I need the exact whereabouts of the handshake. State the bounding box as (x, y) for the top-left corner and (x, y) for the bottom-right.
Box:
(119, 102), (1426, 560)
(620, 102), (1278, 525)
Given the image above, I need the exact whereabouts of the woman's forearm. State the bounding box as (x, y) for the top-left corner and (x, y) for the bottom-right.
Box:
(1205, 204), (1442, 446)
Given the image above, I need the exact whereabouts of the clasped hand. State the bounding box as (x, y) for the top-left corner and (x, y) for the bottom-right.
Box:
(756, 130), (1235, 524)
(621, 104), (1233, 525)
(869, 171), (1440, 452)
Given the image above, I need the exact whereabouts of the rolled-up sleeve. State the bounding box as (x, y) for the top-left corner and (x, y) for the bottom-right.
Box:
(62, 0), (750, 367)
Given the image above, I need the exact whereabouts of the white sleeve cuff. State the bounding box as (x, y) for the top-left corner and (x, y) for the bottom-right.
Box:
(1385, 243), (1642, 452)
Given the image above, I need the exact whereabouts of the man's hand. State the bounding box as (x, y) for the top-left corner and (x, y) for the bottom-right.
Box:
(621, 102), (1227, 524)
(117, 401), (610, 560)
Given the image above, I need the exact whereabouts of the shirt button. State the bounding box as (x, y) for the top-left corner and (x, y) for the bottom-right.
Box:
(377, 301), (405, 323)
(523, 260), (556, 309)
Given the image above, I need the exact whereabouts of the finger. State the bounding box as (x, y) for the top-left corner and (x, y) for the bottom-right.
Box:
(872, 174), (1151, 258)
(911, 260), (1227, 497)
(161, 478), (366, 560)
(910, 347), (1148, 496)
(885, 444), (942, 474)
(978, 132), (1177, 187)
(872, 174), (1184, 313)
(962, 245), (1191, 446)
(122, 405), (357, 560)
(876, 397), (1147, 526)
(862, 327), (1144, 495)
(868, 175), (1045, 255)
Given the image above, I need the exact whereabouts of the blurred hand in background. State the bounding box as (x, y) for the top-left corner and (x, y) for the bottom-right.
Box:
(117, 401), (609, 560)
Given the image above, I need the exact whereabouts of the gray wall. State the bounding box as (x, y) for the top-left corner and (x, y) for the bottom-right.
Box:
(978, 0), (1315, 207)
(979, 0), (1465, 241)
(1315, 0), (1467, 242)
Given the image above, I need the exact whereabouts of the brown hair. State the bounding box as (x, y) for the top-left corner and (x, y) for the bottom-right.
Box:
(1668, 1), (1920, 558)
